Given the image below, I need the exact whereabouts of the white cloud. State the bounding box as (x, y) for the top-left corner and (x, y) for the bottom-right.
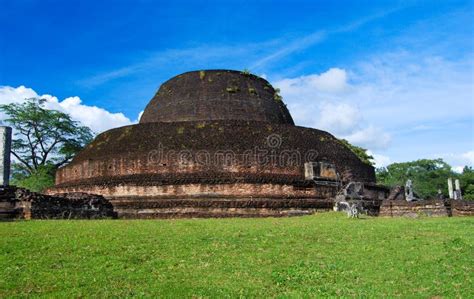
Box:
(0, 85), (136, 133)
(274, 68), (391, 150)
(367, 150), (391, 168)
(349, 52), (474, 127)
(273, 50), (473, 157)
(451, 151), (474, 173)
(343, 125), (391, 150)
(314, 68), (348, 93)
(316, 102), (361, 135)
(0, 85), (37, 103)
(275, 68), (348, 96)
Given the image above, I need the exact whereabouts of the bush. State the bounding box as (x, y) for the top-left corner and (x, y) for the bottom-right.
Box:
(11, 164), (55, 192)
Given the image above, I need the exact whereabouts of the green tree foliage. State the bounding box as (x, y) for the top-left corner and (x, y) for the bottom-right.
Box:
(459, 166), (474, 200)
(1, 98), (94, 191)
(10, 164), (56, 193)
(376, 159), (460, 199)
(339, 139), (374, 166)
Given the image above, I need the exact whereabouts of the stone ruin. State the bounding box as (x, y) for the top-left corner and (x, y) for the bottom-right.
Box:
(0, 70), (472, 219)
(0, 186), (115, 220)
(448, 178), (463, 200)
(46, 70), (380, 218)
(0, 126), (115, 220)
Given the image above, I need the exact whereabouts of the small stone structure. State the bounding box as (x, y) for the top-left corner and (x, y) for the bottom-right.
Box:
(404, 179), (421, 202)
(304, 162), (337, 181)
(448, 178), (463, 200)
(454, 179), (463, 200)
(448, 178), (454, 199)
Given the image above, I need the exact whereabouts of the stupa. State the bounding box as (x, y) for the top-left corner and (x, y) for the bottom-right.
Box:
(48, 70), (378, 218)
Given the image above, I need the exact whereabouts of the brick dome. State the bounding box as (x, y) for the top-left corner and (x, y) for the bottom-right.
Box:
(49, 69), (376, 218)
(139, 70), (294, 125)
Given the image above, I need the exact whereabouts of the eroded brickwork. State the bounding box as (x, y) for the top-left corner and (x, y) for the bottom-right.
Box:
(0, 186), (115, 220)
(379, 200), (449, 217)
(54, 120), (376, 187)
(140, 70), (294, 125)
(48, 182), (336, 200)
(49, 70), (377, 217)
(451, 200), (474, 216)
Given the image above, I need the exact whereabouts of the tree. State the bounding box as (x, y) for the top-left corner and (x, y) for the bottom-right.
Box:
(376, 159), (458, 199)
(0, 98), (93, 191)
(10, 163), (56, 192)
(459, 166), (474, 200)
(339, 139), (374, 166)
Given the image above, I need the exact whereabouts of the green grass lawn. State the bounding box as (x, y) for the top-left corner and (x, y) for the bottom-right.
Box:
(1, 213), (473, 298)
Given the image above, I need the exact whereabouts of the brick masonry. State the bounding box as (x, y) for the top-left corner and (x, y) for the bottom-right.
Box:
(53, 120), (376, 188)
(51, 70), (375, 205)
(451, 200), (474, 216)
(379, 200), (450, 217)
(0, 186), (115, 220)
(140, 70), (294, 125)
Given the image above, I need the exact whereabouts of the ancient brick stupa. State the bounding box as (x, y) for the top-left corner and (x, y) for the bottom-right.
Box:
(49, 70), (376, 218)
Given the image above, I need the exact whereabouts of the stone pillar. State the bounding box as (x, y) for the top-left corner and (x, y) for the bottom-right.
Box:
(405, 179), (415, 201)
(0, 126), (12, 186)
(454, 179), (462, 200)
(447, 178), (454, 199)
(304, 162), (317, 180)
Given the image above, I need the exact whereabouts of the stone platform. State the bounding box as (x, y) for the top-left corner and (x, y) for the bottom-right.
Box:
(47, 180), (338, 218)
(111, 197), (334, 218)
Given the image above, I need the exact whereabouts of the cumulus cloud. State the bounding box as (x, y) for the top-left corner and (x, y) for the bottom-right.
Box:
(0, 86), (135, 133)
(273, 50), (473, 163)
(349, 52), (474, 127)
(343, 126), (391, 150)
(316, 102), (362, 136)
(276, 68), (348, 94)
(274, 68), (391, 150)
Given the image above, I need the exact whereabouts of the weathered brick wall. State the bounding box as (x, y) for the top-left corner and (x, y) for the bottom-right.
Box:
(48, 182), (337, 200)
(0, 186), (17, 220)
(4, 184), (474, 219)
(47, 182), (338, 218)
(54, 158), (304, 185)
(379, 200), (449, 217)
(0, 187), (115, 220)
(112, 198), (335, 219)
(54, 120), (376, 188)
(17, 190), (116, 220)
(451, 200), (474, 216)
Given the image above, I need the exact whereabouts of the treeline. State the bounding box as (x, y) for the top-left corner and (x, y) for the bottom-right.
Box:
(376, 159), (473, 200)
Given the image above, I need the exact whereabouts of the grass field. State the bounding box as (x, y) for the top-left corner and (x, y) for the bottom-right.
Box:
(1, 213), (473, 298)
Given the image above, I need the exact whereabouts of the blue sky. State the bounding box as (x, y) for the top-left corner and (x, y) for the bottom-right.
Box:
(0, 0), (473, 170)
